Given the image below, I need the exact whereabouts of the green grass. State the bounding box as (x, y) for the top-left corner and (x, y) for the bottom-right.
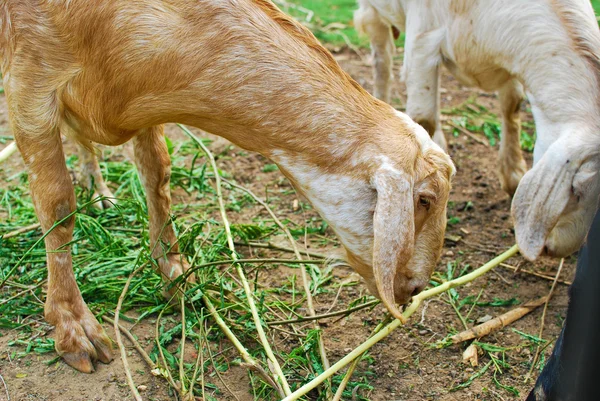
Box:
(275, 0), (370, 48)
(0, 129), (380, 400)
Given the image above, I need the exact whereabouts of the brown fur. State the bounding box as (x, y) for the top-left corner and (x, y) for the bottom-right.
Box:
(0, 0), (452, 372)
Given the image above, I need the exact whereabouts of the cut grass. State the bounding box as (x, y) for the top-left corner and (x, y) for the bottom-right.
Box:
(0, 129), (377, 400)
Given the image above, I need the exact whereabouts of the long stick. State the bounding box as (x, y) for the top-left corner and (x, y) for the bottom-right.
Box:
(267, 300), (380, 326)
(103, 316), (156, 369)
(180, 124), (292, 396)
(223, 178), (330, 372)
(1, 223), (41, 240)
(0, 141), (17, 163)
(525, 258), (565, 383)
(114, 265), (145, 401)
(450, 295), (549, 344)
(281, 245), (519, 401)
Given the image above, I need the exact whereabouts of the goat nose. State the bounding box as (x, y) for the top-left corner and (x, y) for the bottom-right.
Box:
(409, 280), (427, 297)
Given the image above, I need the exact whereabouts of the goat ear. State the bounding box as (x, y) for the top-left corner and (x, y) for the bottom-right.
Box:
(512, 148), (597, 260)
(372, 167), (414, 320)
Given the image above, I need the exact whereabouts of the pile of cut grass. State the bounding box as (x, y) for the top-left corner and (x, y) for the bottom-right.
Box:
(0, 126), (379, 400)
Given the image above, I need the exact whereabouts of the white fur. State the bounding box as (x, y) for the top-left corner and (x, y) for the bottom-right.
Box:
(272, 149), (376, 263)
(356, 0), (600, 259)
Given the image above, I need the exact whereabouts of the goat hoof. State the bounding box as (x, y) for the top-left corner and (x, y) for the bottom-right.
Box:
(433, 129), (448, 152)
(58, 331), (113, 372)
(93, 336), (114, 364)
(89, 189), (117, 210)
(498, 160), (527, 197)
(159, 255), (195, 301)
(52, 310), (114, 372)
(62, 351), (96, 373)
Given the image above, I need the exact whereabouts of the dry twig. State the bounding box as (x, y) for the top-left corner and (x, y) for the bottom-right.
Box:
(181, 124), (291, 396)
(0, 141), (17, 163)
(103, 316), (155, 369)
(525, 258), (565, 383)
(445, 122), (490, 147)
(114, 265), (145, 401)
(0, 371), (9, 401)
(282, 245), (519, 401)
(223, 178), (330, 371)
(450, 295), (549, 344)
(2, 223), (41, 240)
(499, 262), (572, 286)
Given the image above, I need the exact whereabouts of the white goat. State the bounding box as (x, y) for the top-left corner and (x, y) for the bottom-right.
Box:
(355, 0), (600, 260)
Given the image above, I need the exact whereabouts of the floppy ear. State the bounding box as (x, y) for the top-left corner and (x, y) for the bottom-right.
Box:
(512, 149), (597, 261)
(372, 167), (415, 320)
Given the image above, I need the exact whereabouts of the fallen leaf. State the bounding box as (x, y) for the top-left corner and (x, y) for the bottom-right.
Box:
(463, 343), (479, 367)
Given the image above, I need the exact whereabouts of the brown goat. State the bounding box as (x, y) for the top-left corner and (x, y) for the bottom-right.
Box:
(0, 0), (454, 372)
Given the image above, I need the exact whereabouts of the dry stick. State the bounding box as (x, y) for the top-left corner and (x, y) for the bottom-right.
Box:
(332, 316), (392, 401)
(0, 141), (17, 163)
(181, 124), (292, 396)
(154, 306), (183, 394)
(445, 122), (489, 147)
(103, 316), (156, 369)
(499, 262), (572, 286)
(525, 258), (565, 384)
(267, 300), (380, 326)
(0, 371), (9, 401)
(114, 265), (145, 401)
(179, 291), (188, 397)
(204, 323), (242, 401)
(234, 241), (328, 260)
(2, 223), (41, 240)
(201, 295), (284, 397)
(223, 178), (331, 372)
(187, 307), (204, 400)
(450, 295), (550, 344)
(282, 245), (519, 401)
(0, 280), (46, 307)
(184, 258), (327, 279)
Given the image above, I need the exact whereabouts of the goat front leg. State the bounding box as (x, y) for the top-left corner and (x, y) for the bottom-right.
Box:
(133, 126), (193, 298)
(403, 30), (446, 151)
(497, 79), (527, 196)
(16, 130), (112, 373)
(75, 141), (116, 210)
(355, 3), (395, 103)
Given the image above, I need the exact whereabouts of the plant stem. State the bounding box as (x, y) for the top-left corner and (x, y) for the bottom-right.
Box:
(267, 299), (380, 326)
(114, 265), (145, 401)
(281, 245), (519, 401)
(181, 124), (292, 396)
(224, 178), (331, 373)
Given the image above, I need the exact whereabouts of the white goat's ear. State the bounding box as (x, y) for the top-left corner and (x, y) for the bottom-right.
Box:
(372, 167), (414, 320)
(512, 150), (598, 260)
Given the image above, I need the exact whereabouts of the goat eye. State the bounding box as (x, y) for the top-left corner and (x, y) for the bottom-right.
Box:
(419, 197), (431, 209)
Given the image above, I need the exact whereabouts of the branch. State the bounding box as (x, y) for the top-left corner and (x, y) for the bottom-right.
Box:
(281, 245), (519, 401)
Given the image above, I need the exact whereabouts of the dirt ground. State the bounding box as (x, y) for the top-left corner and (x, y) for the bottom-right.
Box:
(0, 48), (575, 401)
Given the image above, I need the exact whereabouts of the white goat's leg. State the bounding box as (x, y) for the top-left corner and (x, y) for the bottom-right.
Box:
(75, 141), (116, 209)
(132, 126), (194, 298)
(497, 79), (527, 196)
(355, 3), (395, 103)
(404, 55), (446, 151)
(401, 20), (447, 150)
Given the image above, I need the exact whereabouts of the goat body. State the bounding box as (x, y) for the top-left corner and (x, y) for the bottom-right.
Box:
(355, 0), (600, 259)
(0, 0), (453, 372)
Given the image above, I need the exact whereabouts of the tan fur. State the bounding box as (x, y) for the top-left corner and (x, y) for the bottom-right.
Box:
(0, 0), (453, 372)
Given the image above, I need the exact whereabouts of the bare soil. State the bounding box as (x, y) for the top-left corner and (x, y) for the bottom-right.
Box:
(0, 49), (574, 401)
